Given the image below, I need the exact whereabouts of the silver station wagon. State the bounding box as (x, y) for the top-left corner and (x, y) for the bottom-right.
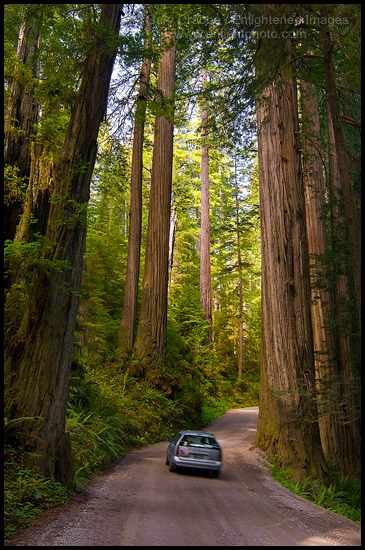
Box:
(166, 429), (222, 477)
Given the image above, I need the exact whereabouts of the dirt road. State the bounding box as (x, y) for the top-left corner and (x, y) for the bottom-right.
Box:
(6, 407), (361, 546)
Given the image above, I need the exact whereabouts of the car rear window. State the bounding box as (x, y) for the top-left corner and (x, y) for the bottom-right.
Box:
(181, 435), (218, 447)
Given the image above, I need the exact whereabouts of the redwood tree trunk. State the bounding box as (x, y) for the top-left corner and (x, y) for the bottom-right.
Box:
(133, 31), (176, 369)
(300, 79), (339, 462)
(323, 28), (361, 325)
(118, 8), (152, 354)
(255, 73), (328, 482)
(234, 182), (244, 380)
(326, 100), (361, 478)
(200, 69), (212, 345)
(4, 4), (122, 487)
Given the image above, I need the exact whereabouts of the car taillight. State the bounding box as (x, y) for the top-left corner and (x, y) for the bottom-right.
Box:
(176, 445), (190, 457)
(218, 450), (222, 460)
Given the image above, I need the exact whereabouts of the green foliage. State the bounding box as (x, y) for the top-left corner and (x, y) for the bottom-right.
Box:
(4, 165), (28, 206)
(169, 140), (261, 382)
(4, 446), (71, 539)
(4, 235), (70, 277)
(200, 401), (227, 426)
(268, 458), (361, 525)
(4, 235), (71, 345)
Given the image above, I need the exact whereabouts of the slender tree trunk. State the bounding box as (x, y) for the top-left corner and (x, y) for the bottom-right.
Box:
(133, 31), (176, 369)
(237, 260), (244, 381)
(4, 4), (122, 487)
(255, 72), (328, 482)
(200, 69), (212, 345)
(168, 203), (177, 283)
(234, 158), (243, 380)
(118, 8), (152, 354)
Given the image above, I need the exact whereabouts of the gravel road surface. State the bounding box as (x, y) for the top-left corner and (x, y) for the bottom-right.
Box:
(6, 407), (361, 546)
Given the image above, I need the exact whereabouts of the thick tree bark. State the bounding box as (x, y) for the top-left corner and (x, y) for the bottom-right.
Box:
(255, 73), (328, 482)
(326, 101), (361, 478)
(300, 80), (339, 462)
(133, 31), (176, 369)
(118, 8), (152, 354)
(200, 69), (212, 345)
(323, 29), (361, 325)
(14, 143), (53, 244)
(4, 4), (122, 487)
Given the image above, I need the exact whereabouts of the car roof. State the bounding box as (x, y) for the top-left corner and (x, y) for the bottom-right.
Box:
(179, 429), (215, 437)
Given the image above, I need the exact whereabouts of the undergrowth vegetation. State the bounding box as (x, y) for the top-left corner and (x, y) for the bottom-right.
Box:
(268, 458), (361, 525)
(4, 446), (72, 540)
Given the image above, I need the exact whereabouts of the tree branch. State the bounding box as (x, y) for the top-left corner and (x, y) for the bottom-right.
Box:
(341, 114), (361, 128)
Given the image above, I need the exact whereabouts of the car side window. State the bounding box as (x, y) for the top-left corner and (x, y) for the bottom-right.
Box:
(173, 433), (181, 444)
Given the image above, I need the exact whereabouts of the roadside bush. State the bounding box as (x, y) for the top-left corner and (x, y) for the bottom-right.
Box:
(4, 446), (71, 539)
(267, 458), (361, 525)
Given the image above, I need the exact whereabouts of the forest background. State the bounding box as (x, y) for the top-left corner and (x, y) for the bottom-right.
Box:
(4, 4), (361, 537)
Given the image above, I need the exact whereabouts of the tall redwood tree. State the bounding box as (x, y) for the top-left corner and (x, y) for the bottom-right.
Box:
(4, 4), (122, 487)
(118, 7), (152, 354)
(133, 31), (176, 369)
(254, 21), (328, 480)
(199, 69), (212, 345)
